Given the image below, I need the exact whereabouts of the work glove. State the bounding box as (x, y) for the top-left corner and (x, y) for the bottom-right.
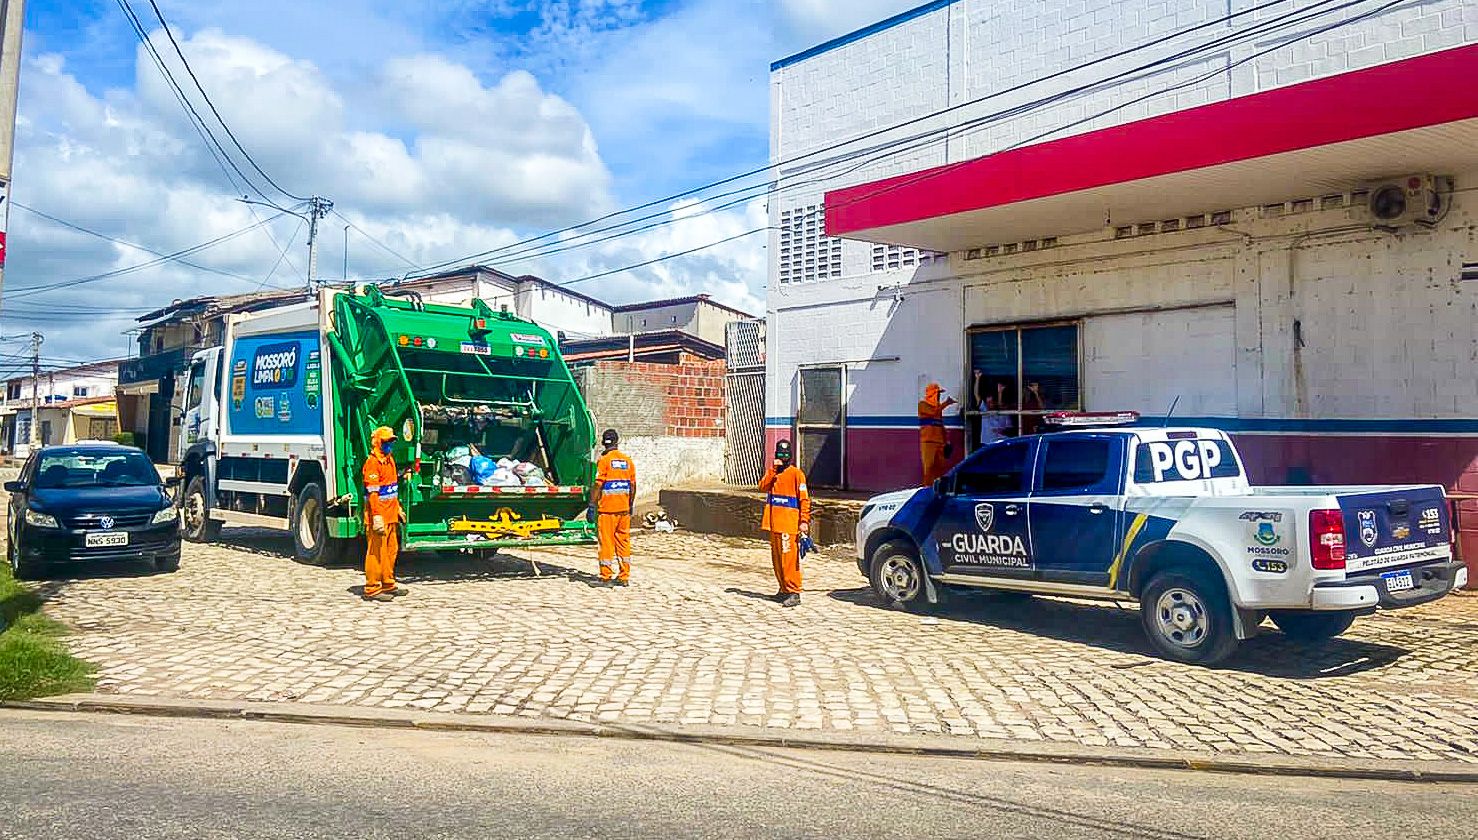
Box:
(586, 504), (597, 522)
(798, 535), (815, 561)
(371, 515), (386, 534)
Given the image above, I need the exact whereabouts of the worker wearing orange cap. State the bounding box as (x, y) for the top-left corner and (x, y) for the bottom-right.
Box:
(918, 382), (957, 486)
(362, 425), (407, 602)
(591, 428), (636, 585)
(759, 439), (810, 607)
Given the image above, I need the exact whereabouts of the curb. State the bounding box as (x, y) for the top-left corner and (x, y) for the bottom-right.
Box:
(7, 694), (1478, 784)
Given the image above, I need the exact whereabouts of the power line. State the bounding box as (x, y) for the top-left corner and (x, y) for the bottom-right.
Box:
(143, 0), (307, 203)
(334, 210), (417, 270)
(540, 0), (1407, 294)
(254, 217), (305, 292)
(403, 0), (1320, 277)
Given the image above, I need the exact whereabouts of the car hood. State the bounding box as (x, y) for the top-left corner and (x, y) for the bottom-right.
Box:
(860, 488), (925, 523)
(32, 484), (169, 513)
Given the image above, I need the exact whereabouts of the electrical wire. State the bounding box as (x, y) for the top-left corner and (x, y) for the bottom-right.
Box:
(333, 210), (417, 270)
(253, 217), (305, 292)
(143, 0), (308, 203)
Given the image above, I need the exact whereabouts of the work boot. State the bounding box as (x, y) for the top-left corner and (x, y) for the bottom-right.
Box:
(781, 593), (801, 608)
(386, 586), (410, 597)
(772, 591), (787, 601)
(615, 579), (630, 587)
(362, 592), (394, 603)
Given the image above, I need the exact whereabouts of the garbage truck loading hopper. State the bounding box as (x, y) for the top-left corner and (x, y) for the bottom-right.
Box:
(326, 286), (597, 552)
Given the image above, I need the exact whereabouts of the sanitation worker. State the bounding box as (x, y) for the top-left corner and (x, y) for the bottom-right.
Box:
(362, 425), (407, 602)
(918, 382), (957, 485)
(591, 428), (636, 586)
(759, 439), (810, 607)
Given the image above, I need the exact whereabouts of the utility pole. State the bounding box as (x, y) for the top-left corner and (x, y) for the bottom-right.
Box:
(342, 223), (349, 281)
(27, 330), (39, 449)
(0, 0), (29, 298)
(304, 196), (333, 292)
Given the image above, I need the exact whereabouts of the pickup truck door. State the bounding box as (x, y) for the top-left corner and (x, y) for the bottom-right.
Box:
(927, 438), (1036, 578)
(1027, 434), (1126, 586)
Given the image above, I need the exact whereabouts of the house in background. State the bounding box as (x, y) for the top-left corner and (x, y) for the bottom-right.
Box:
(610, 295), (755, 347)
(1, 359), (122, 457)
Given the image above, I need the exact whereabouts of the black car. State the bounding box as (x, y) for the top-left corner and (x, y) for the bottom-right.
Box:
(5, 443), (182, 579)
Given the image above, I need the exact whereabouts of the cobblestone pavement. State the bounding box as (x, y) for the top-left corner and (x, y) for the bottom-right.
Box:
(31, 529), (1478, 763)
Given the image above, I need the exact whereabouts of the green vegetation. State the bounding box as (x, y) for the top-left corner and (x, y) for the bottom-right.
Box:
(0, 562), (94, 701)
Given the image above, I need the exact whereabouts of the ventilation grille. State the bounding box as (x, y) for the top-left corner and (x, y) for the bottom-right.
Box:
(870, 244), (943, 272)
(778, 206), (843, 283)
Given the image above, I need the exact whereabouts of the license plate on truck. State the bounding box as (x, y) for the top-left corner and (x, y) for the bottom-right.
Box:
(1382, 569), (1415, 593)
(85, 531), (129, 548)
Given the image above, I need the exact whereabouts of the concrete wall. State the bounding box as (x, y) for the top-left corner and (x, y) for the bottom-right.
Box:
(517, 283), (613, 339)
(620, 436), (724, 501)
(613, 301), (701, 337)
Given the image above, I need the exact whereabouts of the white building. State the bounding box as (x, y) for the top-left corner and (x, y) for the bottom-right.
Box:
(766, 1), (1478, 559)
(2, 359), (121, 456)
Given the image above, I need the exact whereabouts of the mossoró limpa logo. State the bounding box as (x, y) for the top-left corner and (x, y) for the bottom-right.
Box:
(252, 342), (300, 389)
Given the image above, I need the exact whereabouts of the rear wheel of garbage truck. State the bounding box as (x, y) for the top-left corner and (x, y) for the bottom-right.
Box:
(292, 482), (332, 565)
(1270, 611), (1356, 642)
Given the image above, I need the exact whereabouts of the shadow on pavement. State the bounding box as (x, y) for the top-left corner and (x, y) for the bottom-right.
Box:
(828, 586), (1408, 679)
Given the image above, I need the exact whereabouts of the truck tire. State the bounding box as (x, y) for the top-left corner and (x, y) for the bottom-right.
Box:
(869, 539), (944, 612)
(1139, 570), (1238, 666)
(1270, 611), (1356, 642)
(291, 483), (332, 565)
(181, 476), (221, 543)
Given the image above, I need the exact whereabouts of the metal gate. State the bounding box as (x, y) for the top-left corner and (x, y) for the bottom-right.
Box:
(796, 366), (845, 488)
(724, 319), (766, 486)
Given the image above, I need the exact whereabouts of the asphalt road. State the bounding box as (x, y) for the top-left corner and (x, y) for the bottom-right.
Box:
(1, 710), (1474, 840)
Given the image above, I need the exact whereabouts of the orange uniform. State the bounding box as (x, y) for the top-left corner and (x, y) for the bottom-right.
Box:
(594, 448), (635, 582)
(362, 426), (402, 598)
(918, 383), (950, 486)
(759, 464), (810, 595)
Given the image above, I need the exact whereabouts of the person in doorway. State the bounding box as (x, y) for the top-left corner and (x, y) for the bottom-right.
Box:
(918, 382), (956, 485)
(362, 425), (407, 602)
(591, 428), (636, 586)
(759, 440), (810, 607)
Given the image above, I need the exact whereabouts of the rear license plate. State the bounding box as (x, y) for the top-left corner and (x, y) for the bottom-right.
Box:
(1381, 569), (1415, 593)
(85, 531), (129, 548)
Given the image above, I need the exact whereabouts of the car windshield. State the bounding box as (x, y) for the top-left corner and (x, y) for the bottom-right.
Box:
(33, 450), (159, 489)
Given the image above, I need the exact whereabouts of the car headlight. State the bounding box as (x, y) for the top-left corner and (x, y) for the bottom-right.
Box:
(152, 506), (180, 524)
(24, 509), (59, 528)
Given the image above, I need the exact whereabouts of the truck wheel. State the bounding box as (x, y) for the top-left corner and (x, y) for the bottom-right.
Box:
(291, 483), (331, 565)
(181, 476), (221, 543)
(1271, 611), (1356, 642)
(869, 540), (942, 612)
(1140, 570), (1238, 666)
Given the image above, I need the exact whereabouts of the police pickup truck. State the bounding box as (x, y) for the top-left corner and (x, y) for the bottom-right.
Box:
(856, 414), (1464, 665)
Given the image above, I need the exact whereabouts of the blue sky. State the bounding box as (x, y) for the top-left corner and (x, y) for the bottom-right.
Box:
(2, 0), (922, 361)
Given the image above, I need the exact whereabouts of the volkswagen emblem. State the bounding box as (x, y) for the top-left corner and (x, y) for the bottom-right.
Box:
(99, 515), (115, 530)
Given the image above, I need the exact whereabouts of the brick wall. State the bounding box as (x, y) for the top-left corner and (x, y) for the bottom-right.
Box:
(577, 358), (726, 438)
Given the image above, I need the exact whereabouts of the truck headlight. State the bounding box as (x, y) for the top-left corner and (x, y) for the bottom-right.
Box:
(24, 509), (59, 528)
(152, 506), (180, 525)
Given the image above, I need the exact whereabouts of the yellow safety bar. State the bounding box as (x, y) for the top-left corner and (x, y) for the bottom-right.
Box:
(447, 507), (564, 540)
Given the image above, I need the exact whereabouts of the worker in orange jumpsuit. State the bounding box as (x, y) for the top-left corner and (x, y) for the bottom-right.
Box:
(918, 382), (957, 486)
(759, 439), (810, 607)
(361, 425), (407, 602)
(591, 428), (636, 586)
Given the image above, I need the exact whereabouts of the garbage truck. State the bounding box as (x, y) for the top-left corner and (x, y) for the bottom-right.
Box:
(173, 285), (598, 564)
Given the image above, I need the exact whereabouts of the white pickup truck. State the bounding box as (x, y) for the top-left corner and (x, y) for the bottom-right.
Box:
(855, 420), (1464, 665)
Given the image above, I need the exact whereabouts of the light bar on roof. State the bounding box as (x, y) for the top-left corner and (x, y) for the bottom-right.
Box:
(1042, 411), (1141, 428)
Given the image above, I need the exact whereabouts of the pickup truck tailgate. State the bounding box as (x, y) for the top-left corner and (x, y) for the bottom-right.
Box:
(1338, 487), (1451, 572)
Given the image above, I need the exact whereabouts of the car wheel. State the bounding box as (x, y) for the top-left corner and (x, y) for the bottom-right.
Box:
(869, 539), (941, 612)
(7, 524), (47, 581)
(1270, 611), (1356, 642)
(1139, 570), (1238, 666)
(290, 482), (333, 565)
(181, 476), (221, 543)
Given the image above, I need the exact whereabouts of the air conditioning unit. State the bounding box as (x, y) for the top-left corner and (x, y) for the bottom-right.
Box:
(1366, 175), (1449, 228)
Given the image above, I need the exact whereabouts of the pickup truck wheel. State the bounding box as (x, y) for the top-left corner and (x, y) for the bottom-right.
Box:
(1270, 611), (1356, 642)
(291, 483), (331, 565)
(1140, 571), (1238, 666)
(869, 540), (940, 611)
(181, 476), (221, 543)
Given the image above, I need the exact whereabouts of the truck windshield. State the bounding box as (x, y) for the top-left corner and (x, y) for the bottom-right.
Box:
(34, 450), (160, 489)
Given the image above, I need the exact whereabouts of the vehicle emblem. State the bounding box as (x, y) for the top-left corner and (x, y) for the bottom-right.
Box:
(974, 503), (994, 532)
(1357, 510), (1377, 548)
(99, 515), (115, 530)
(1391, 523), (1411, 541)
(1254, 522), (1280, 546)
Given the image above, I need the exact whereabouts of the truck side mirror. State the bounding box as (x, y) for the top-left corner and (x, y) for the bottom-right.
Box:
(932, 477), (949, 496)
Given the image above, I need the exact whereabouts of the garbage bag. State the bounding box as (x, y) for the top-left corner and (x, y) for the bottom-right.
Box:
(467, 455), (496, 484)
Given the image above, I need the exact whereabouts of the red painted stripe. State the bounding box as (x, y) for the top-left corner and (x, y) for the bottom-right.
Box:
(826, 44), (1478, 235)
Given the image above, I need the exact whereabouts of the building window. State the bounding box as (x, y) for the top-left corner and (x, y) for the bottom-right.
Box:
(967, 323), (1081, 443)
(73, 386), (89, 398)
(778, 205), (843, 283)
(870, 244), (940, 272)
(5, 382), (20, 401)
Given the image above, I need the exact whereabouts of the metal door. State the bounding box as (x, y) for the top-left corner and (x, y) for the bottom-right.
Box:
(797, 366), (845, 488)
(723, 320), (766, 486)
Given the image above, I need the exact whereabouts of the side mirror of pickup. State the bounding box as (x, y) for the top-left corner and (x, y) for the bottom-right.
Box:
(163, 476), (183, 488)
(3, 480), (25, 493)
(932, 477), (950, 496)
